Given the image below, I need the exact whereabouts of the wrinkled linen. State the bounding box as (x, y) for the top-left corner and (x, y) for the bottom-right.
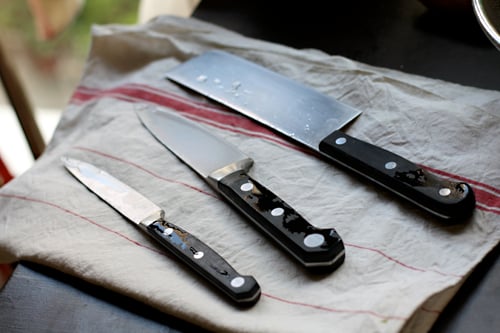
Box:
(0, 16), (499, 333)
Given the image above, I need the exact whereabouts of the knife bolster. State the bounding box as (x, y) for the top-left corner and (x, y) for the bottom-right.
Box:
(207, 158), (254, 187)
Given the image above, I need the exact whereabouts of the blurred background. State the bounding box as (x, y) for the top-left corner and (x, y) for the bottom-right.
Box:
(0, 0), (139, 176)
(0, 0), (498, 178)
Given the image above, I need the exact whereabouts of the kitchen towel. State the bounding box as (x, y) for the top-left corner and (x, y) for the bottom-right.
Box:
(0, 15), (499, 333)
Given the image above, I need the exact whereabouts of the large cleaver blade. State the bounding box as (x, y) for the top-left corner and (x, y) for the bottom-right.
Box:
(166, 50), (475, 221)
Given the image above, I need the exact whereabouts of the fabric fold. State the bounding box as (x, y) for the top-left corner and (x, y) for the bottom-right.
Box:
(0, 15), (499, 333)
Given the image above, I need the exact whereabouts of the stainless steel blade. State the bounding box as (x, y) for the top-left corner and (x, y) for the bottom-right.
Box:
(165, 51), (476, 221)
(166, 50), (362, 150)
(136, 106), (253, 183)
(62, 157), (163, 225)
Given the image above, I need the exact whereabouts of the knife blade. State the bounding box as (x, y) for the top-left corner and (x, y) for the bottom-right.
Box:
(61, 156), (261, 306)
(165, 50), (476, 221)
(135, 105), (345, 271)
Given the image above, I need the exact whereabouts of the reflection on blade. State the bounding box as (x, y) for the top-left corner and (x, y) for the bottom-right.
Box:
(62, 157), (163, 225)
(166, 50), (362, 149)
(135, 105), (253, 180)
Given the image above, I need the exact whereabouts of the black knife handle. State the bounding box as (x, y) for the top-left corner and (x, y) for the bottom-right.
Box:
(217, 171), (345, 271)
(319, 130), (475, 221)
(146, 220), (261, 306)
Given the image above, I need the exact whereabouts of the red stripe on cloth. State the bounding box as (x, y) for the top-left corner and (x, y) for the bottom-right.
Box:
(262, 292), (409, 321)
(75, 146), (466, 278)
(426, 167), (500, 213)
(0, 192), (411, 321)
(73, 85), (299, 147)
(74, 146), (219, 199)
(345, 243), (463, 278)
(74, 85), (315, 157)
(0, 156), (13, 186)
(70, 84), (500, 214)
(474, 188), (500, 212)
(0, 193), (168, 257)
(426, 165), (500, 196)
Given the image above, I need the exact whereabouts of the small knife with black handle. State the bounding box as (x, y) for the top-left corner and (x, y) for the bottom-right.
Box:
(135, 105), (345, 271)
(62, 156), (261, 306)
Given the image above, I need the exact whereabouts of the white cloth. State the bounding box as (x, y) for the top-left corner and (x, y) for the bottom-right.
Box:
(1, 16), (499, 333)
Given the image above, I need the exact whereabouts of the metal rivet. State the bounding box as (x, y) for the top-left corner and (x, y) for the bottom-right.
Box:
(230, 277), (245, 288)
(385, 161), (397, 170)
(163, 228), (174, 235)
(193, 251), (204, 259)
(439, 188), (452, 197)
(303, 233), (325, 248)
(335, 137), (347, 145)
(240, 182), (254, 192)
(271, 207), (284, 216)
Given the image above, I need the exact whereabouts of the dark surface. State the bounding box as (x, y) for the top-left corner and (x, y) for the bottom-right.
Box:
(0, 262), (211, 333)
(194, 0), (500, 91)
(429, 244), (500, 333)
(0, 1), (499, 332)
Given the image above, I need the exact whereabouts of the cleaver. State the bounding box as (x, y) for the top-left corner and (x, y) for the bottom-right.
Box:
(165, 50), (475, 221)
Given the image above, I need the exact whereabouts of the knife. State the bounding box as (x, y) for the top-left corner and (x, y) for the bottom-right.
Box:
(135, 105), (345, 271)
(165, 50), (476, 221)
(61, 156), (261, 306)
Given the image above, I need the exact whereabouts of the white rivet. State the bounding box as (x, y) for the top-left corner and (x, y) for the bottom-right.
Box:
(303, 233), (325, 248)
(385, 161), (397, 170)
(439, 188), (452, 197)
(193, 251), (204, 259)
(163, 228), (174, 235)
(271, 207), (284, 216)
(335, 137), (347, 145)
(231, 276), (245, 288)
(240, 182), (254, 192)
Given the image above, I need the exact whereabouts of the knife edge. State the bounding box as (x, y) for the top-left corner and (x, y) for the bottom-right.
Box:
(165, 50), (476, 221)
(61, 157), (261, 305)
(216, 169), (346, 269)
(135, 106), (346, 271)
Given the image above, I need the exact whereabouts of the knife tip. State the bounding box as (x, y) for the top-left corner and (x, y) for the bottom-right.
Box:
(60, 156), (80, 169)
(60, 155), (70, 165)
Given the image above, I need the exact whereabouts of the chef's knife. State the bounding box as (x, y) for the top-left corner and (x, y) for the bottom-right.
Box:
(62, 156), (261, 305)
(135, 105), (345, 271)
(165, 50), (475, 221)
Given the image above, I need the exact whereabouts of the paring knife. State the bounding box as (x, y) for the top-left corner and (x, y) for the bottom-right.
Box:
(165, 50), (476, 221)
(135, 105), (345, 271)
(61, 157), (261, 306)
